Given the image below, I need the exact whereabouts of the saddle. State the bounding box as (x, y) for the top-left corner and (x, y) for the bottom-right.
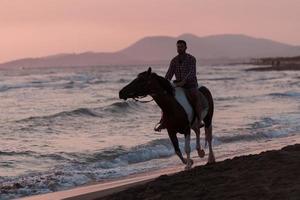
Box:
(173, 86), (209, 125)
(153, 84), (209, 132)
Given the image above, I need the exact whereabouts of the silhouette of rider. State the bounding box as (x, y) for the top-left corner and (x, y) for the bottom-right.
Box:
(155, 40), (203, 131)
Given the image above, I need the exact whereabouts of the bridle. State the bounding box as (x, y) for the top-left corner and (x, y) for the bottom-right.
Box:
(131, 75), (166, 104)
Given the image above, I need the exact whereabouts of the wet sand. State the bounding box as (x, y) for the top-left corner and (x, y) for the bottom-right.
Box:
(97, 144), (300, 200)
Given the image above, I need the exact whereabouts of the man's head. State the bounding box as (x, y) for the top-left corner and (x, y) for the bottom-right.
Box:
(176, 40), (187, 55)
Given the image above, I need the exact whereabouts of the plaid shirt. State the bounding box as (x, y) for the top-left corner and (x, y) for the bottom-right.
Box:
(165, 53), (198, 88)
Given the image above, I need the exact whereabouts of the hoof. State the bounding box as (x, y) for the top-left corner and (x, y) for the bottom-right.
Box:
(185, 165), (192, 170)
(207, 155), (216, 164)
(184, 159), (193, 170)
(197, 148), (205, 158)
(206, 161), (216, 165)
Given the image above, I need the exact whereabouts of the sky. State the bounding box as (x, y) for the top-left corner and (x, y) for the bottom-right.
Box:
(1, 0), (299, 63)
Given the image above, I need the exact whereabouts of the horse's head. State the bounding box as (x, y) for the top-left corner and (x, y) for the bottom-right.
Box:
(119, 67), (174, 100)
(119, 67), (153, 100)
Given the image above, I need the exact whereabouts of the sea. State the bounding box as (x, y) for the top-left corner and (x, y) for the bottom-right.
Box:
(0, 64), (299, 199)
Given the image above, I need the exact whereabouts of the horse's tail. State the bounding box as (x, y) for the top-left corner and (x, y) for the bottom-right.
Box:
(199, 86), (214, 128)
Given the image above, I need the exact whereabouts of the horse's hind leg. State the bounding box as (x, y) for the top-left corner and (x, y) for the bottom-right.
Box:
(205, 125), (215, 164)
(192, 126), (205, 158)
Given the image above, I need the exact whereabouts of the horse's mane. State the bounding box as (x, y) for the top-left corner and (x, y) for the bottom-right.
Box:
(152, 73), (175, 96)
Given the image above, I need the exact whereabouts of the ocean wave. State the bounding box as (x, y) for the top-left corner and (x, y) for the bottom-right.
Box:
(215, 117), (294, 144)
(202, 77), (237, 81)
(249, 117), (278, 129)
(117, 78), (131, 83)
(0, 150), (36, 156)
(0, 138), (176, 168)
(0, 85), (10, 92)
(0, 76), (102, 92)
(92, 139), (176, 168)
(103, 100), (151, 114)
(59, 108), (99, 117)
(16, 108), (100, 123)
(0, 150), (75, 163)
(0, 78), (75, 92)
(215, 132), (284, 144)
(0, 138), (179, 199)
(54, 123), (296, 163)
(51, 139), (175, 166)
(269, 92), (300, 98)
(215, 96), (243, 101)
(0, 84), (43, 92)
(16, 100), (151, 126)
(86, 79), (107, 84)
(111, 101), (141, 109)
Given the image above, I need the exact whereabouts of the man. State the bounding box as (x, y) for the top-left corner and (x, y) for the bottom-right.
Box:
(154, 40), (203, 131)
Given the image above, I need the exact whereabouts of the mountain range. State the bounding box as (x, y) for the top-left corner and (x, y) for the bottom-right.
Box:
(1, 34), (300, 68)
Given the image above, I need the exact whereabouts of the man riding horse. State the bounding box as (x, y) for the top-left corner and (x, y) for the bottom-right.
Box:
(155, 40), (203, 131)
(119, 40), (216, 170)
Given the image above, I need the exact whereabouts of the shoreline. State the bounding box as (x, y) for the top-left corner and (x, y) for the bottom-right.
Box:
(20, 135), (300, 200)
(98, 143), (300, 200)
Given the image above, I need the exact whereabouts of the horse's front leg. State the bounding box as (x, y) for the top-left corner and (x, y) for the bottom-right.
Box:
(184, 130), (193, 170)
(167, 130), (186, 164)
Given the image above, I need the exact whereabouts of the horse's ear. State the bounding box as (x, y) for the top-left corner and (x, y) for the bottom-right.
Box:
(147, 67), (152, 75)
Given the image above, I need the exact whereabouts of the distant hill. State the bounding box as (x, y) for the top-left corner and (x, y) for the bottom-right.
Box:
(1, 34), (300, 68)
(119, 33), (300, 60)
(0, 52), (143, 69)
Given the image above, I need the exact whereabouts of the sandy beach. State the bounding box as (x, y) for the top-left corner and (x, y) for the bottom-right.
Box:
(97, 144), (300, 200)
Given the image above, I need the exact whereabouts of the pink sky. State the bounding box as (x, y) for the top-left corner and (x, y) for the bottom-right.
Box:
(1, 0), (299, 63)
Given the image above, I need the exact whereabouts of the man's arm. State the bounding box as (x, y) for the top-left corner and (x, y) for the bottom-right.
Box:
(165, 60), (175, 81)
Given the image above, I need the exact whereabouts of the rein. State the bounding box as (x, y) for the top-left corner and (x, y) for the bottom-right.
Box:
(132, 90), (169, 103)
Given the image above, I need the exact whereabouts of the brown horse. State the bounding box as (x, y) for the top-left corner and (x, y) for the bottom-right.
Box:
(119, 67), (215, 170)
